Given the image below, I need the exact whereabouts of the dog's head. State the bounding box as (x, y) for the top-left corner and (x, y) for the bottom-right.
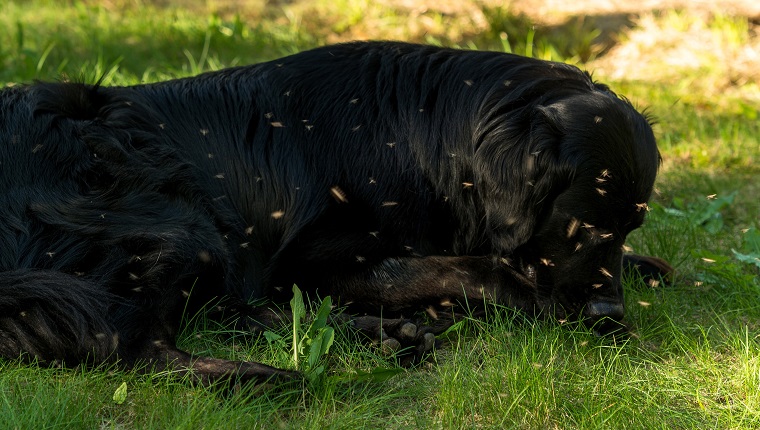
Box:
(476, 87), (659, 333)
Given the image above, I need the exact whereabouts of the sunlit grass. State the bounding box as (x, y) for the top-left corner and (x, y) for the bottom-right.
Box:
(1, 0), (758, 428)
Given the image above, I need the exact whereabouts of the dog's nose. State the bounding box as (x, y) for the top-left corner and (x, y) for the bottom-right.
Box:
(584, 300), (625, 322)
(583, 300), (626, 336)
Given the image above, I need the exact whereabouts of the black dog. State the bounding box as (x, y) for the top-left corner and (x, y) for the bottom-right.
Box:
(0, 42), (672, 383)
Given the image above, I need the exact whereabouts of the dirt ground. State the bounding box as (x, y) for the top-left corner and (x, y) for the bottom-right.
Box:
(384, 0), (760, 22)
(151, 0), (760, 98)
(385, 0), (759, 97)
(502, 0), (760, 20)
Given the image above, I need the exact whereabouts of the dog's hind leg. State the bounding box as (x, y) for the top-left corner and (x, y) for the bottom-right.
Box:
(0, 269), (119, 366)
(126, 338), (299, 385)
(0, 269), (299, 385)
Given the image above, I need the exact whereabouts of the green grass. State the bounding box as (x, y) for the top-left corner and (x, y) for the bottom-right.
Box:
(1, 0), (759, 428)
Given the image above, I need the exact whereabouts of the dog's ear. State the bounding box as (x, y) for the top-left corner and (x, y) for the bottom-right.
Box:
(473, 104), (571, 253)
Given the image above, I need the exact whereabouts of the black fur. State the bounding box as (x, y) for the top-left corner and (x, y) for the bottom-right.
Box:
(0, 42), (671, 382)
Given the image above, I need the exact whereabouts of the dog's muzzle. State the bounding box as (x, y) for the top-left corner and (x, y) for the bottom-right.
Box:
(583, 300), (626, 335)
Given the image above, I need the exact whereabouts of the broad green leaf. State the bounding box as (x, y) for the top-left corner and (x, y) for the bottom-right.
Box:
(740, 227), (760, 253)
(306, 365), (326, 384)
(319, 327), (334, 357)
(290, 285), (306, 367)
(344, 367), (404, 383)
(731, 228), (760, 268)
(307, 327), (335, 369)
(112, 382), (127, 405)
(307, 331), (324, 369)
(732, 250), (760, 269)
(290, 285), (306, 322)
(694, 192), (736, 232)
(663, 207), (687, 217)
(263, 330), (283, 344)
(313, 296), (332, 332)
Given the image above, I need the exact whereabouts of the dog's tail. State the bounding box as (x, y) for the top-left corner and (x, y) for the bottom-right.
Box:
(0, 269), (119, 365)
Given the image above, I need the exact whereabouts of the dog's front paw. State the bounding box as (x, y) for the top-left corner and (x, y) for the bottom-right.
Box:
(349, 315), (437, 366)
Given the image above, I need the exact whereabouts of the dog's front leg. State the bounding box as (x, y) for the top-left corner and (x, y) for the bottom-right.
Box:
(322, 255), (538, 364)
(328, 255), (537, 313)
